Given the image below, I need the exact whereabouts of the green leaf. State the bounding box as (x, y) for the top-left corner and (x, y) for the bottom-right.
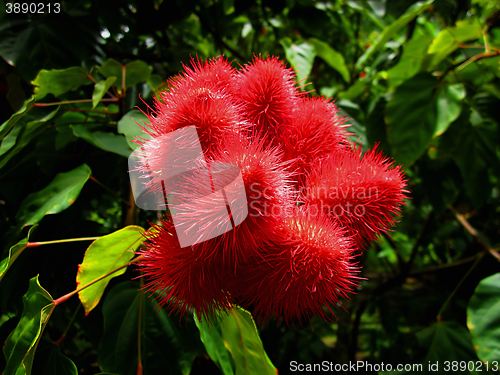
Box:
(76, 226), (145, 315)
(117, 110), (152, 150)
(3, 276), (55, 375)
(220, 307), (277, 375)
(0, 239), (27, 283)
(387, 33), (434, 88)
(416, 322), (478, 367)
(428, 20), (483, 69)
(71, 125), (132, 158)
(467, 273), (500, 362)
(356, 1), (433, 68)
(385, 72), (439, 167)
(98, 282), (202, 375)
(16, 164), (91, 227)
(99, 59), (123, 81)
(194, 314), (235, 375)
(92, 77), (117, 109)
(0, 97), (35, 141)
(280, 38), (316, 84)
(32, 338), (78, 375)
(434, 83), (465, 136)
(308, 38), (350, 83)
(98, 59), (152, 92)
(123, 61), (152, 89)
(32, 67), (92, 100)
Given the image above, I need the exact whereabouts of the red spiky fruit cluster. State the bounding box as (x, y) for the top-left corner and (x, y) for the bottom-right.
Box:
(136, 56), (408, 323)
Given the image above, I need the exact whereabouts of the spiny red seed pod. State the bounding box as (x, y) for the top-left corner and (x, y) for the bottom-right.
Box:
(139, 219), (233, 321)
(280, 96), (351, 183)
(304, 146), (408, 249)
(233, 209), (360, 324)
(170, 56), (236, 95)
(170, 135), (296, 268)
(235, 56), (299, 141)
(146, 57), (247, 156)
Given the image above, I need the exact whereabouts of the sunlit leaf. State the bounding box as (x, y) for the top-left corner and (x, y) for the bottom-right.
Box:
(280, 38), (316, 84)
(428, 19), (483, 69)
(76, 226), (145, 315)
(194, 314), (234, 375)
(221, 307), (277, 375)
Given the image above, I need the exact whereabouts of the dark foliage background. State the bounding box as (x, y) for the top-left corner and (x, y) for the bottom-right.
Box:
(1, 0), (500, 374)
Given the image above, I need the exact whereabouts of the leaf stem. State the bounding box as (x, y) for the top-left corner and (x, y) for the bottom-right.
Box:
(26, 237), (100, 248)
(53, 255), (144, 306)
(54, 304), (81, 346)
(34, 98), (118, 106)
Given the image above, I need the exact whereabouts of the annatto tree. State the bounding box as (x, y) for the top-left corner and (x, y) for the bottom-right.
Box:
(1, 1), (500, 374)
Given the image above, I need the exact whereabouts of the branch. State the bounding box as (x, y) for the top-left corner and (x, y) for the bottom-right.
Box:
(439, 50), (500, 81)
(449, 206), (500, 262)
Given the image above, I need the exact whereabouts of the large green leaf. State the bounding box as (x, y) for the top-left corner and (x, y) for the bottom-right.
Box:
(387, 33), (433, 88)
(308, 38), (350, 83)
(92, 77), (117, 109)
(98, 282), (202, 375)
(416, 322), (479, 372)
(0, 97), (35, 141)
(467, 273), (500, 362)
(194, 314), (234, 375)
(220, 307), (277, 375)
(71, 125), (132, 158)
(356, 1), (433, 68)
(32, 67), (92, 99)
(117, 110), (152, 150)
(427, 20), (483, 69)
(434, 83), (465, 136)
(76, 226), (145, 315)
(3, 276), (55, 375)
(280, 38), (316, 84)
(16, 164), (91, 227)
(385, 72), (439, 167)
